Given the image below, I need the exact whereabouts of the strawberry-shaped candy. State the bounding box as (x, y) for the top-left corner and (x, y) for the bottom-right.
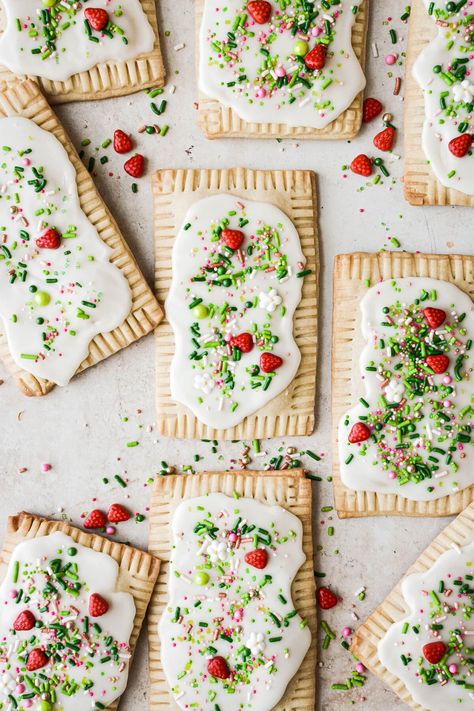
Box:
(221, 229), (244, 251)
(426, 354), (449, 374)
(124, 154), (144, 178)
(363, 97), (383, 123)
(207, 655), (231, 679)
(107, 503), (131, 523)
(247, 1), (272, 23)
(244, 548), (268, 569)
(36, 227), (61, 250)
(448, 133), (472, 158)
(26, 649), (48, 672)
(84, 7), (109, 31)
(317, 586), (338, 610)
(423, 307), (446, 329)
(348, 422), (371, 444)
(351, 154), (373, 177)
(83, 509), (107, 529)
(260, 352), (283, 373)
(373, 126), (396, 152)
(305, 44), (327, 71)
(89, 593), (109, 617)
(230, 333), (254, 353)
(422, 641), (446, 665)
(13, 610), (36, 631)
(113, 129), (133, 154)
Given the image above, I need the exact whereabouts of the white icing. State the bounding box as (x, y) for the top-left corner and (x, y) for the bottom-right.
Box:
(378, 541), (474, 711)
(413, 1), (474, 195)
(0, 0), (155, 82)
(166, 193), (306, 429)
(0, 117), (131, 386)
(0, 531), (136, 710)
(339, 277), (474, 501)
(158, 493), (311, 711)
(199, 0), (366, 129)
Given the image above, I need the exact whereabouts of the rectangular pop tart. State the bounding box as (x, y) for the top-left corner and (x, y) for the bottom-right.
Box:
(0, 511), (160, 711)
(153, 167), (319, 440)
(0, 1), (165, 104)
(147, 470), (316, 711)
(333, 251), (474, 518)
(196, 0), (369, 140)
(0, 80), (163, 396)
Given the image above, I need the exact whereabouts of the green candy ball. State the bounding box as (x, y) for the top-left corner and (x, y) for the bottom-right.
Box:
(68, 547), (77, 557)
(36, 702), (52, 711)
(34, 291), (51, 307)
(193, 304), (209, 319)
(293, 40), (308, 56)
(194, 571), (210, 586)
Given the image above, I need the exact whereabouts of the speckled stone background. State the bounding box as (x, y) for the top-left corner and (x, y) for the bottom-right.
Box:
(1, 2), (473, 709)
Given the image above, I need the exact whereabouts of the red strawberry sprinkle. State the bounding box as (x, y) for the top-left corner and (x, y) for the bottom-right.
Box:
(36, 227), (61, 250)
(422, 641), (446, 665)
(124, 154), (144, 178)
(221, 229), (244, 251)
(350, 154), (373, 177)
(207, 656), (231, 679)
(244, 549), (268, 569)
(113, 130), (133, 154)
(363, 97), (383, 123)
(317, 586), (338, 610)
(373, 126), (396, 152)
(247, 1), (272, 24)
(348, 422), (371, 444)
(448, 133), (472, 158)
(260, 352), (283, 373)
(89, 593), (109, 618)
(305, 44), (327, 71)
(83, 509), (107, 530)
(26, 649), (49, 672)
(423, 307), (446, 330)
(84, 8), (109, 31)
(13, 610), (36, 631)
(426, 354), (449, 374)
(107, 503), (131, 523)
(230, 333), (254, 353)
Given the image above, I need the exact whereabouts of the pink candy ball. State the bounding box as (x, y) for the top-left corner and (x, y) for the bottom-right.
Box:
(443, 375), (452, 384)
(15, 684), (25, 694)
(449, 663), (458, 674)
(356, 662), (366, 674)
(106, 526), (116, 535)
(342, 627), (352, 637)
(24, 702), (33, 709)
(311, 26), (322, 37)
(388, 471), (397, 480)
(228, 532), (238, 542)
(41, 463), (51, 472)
(9, 589), (17, 599)
(256, 88), (266, 99)
(275, 65), (286, 77)
(444, 400), (452, 408)
(22, 158), (30, 167)
(385, 53), (397, 65)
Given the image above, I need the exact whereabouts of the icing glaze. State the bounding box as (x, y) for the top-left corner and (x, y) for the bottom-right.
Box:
(199, 0), (366, 129)
(0, 117), (131, 386)
(0, 0), (155, 82)
(378, 540), (474, 710)
(166, 193), (308, 429)
(413, 1), (474, 195)
(339, 277), (474, 501)
(158, 493), (311, 710)
(0, 530), (136, 710)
